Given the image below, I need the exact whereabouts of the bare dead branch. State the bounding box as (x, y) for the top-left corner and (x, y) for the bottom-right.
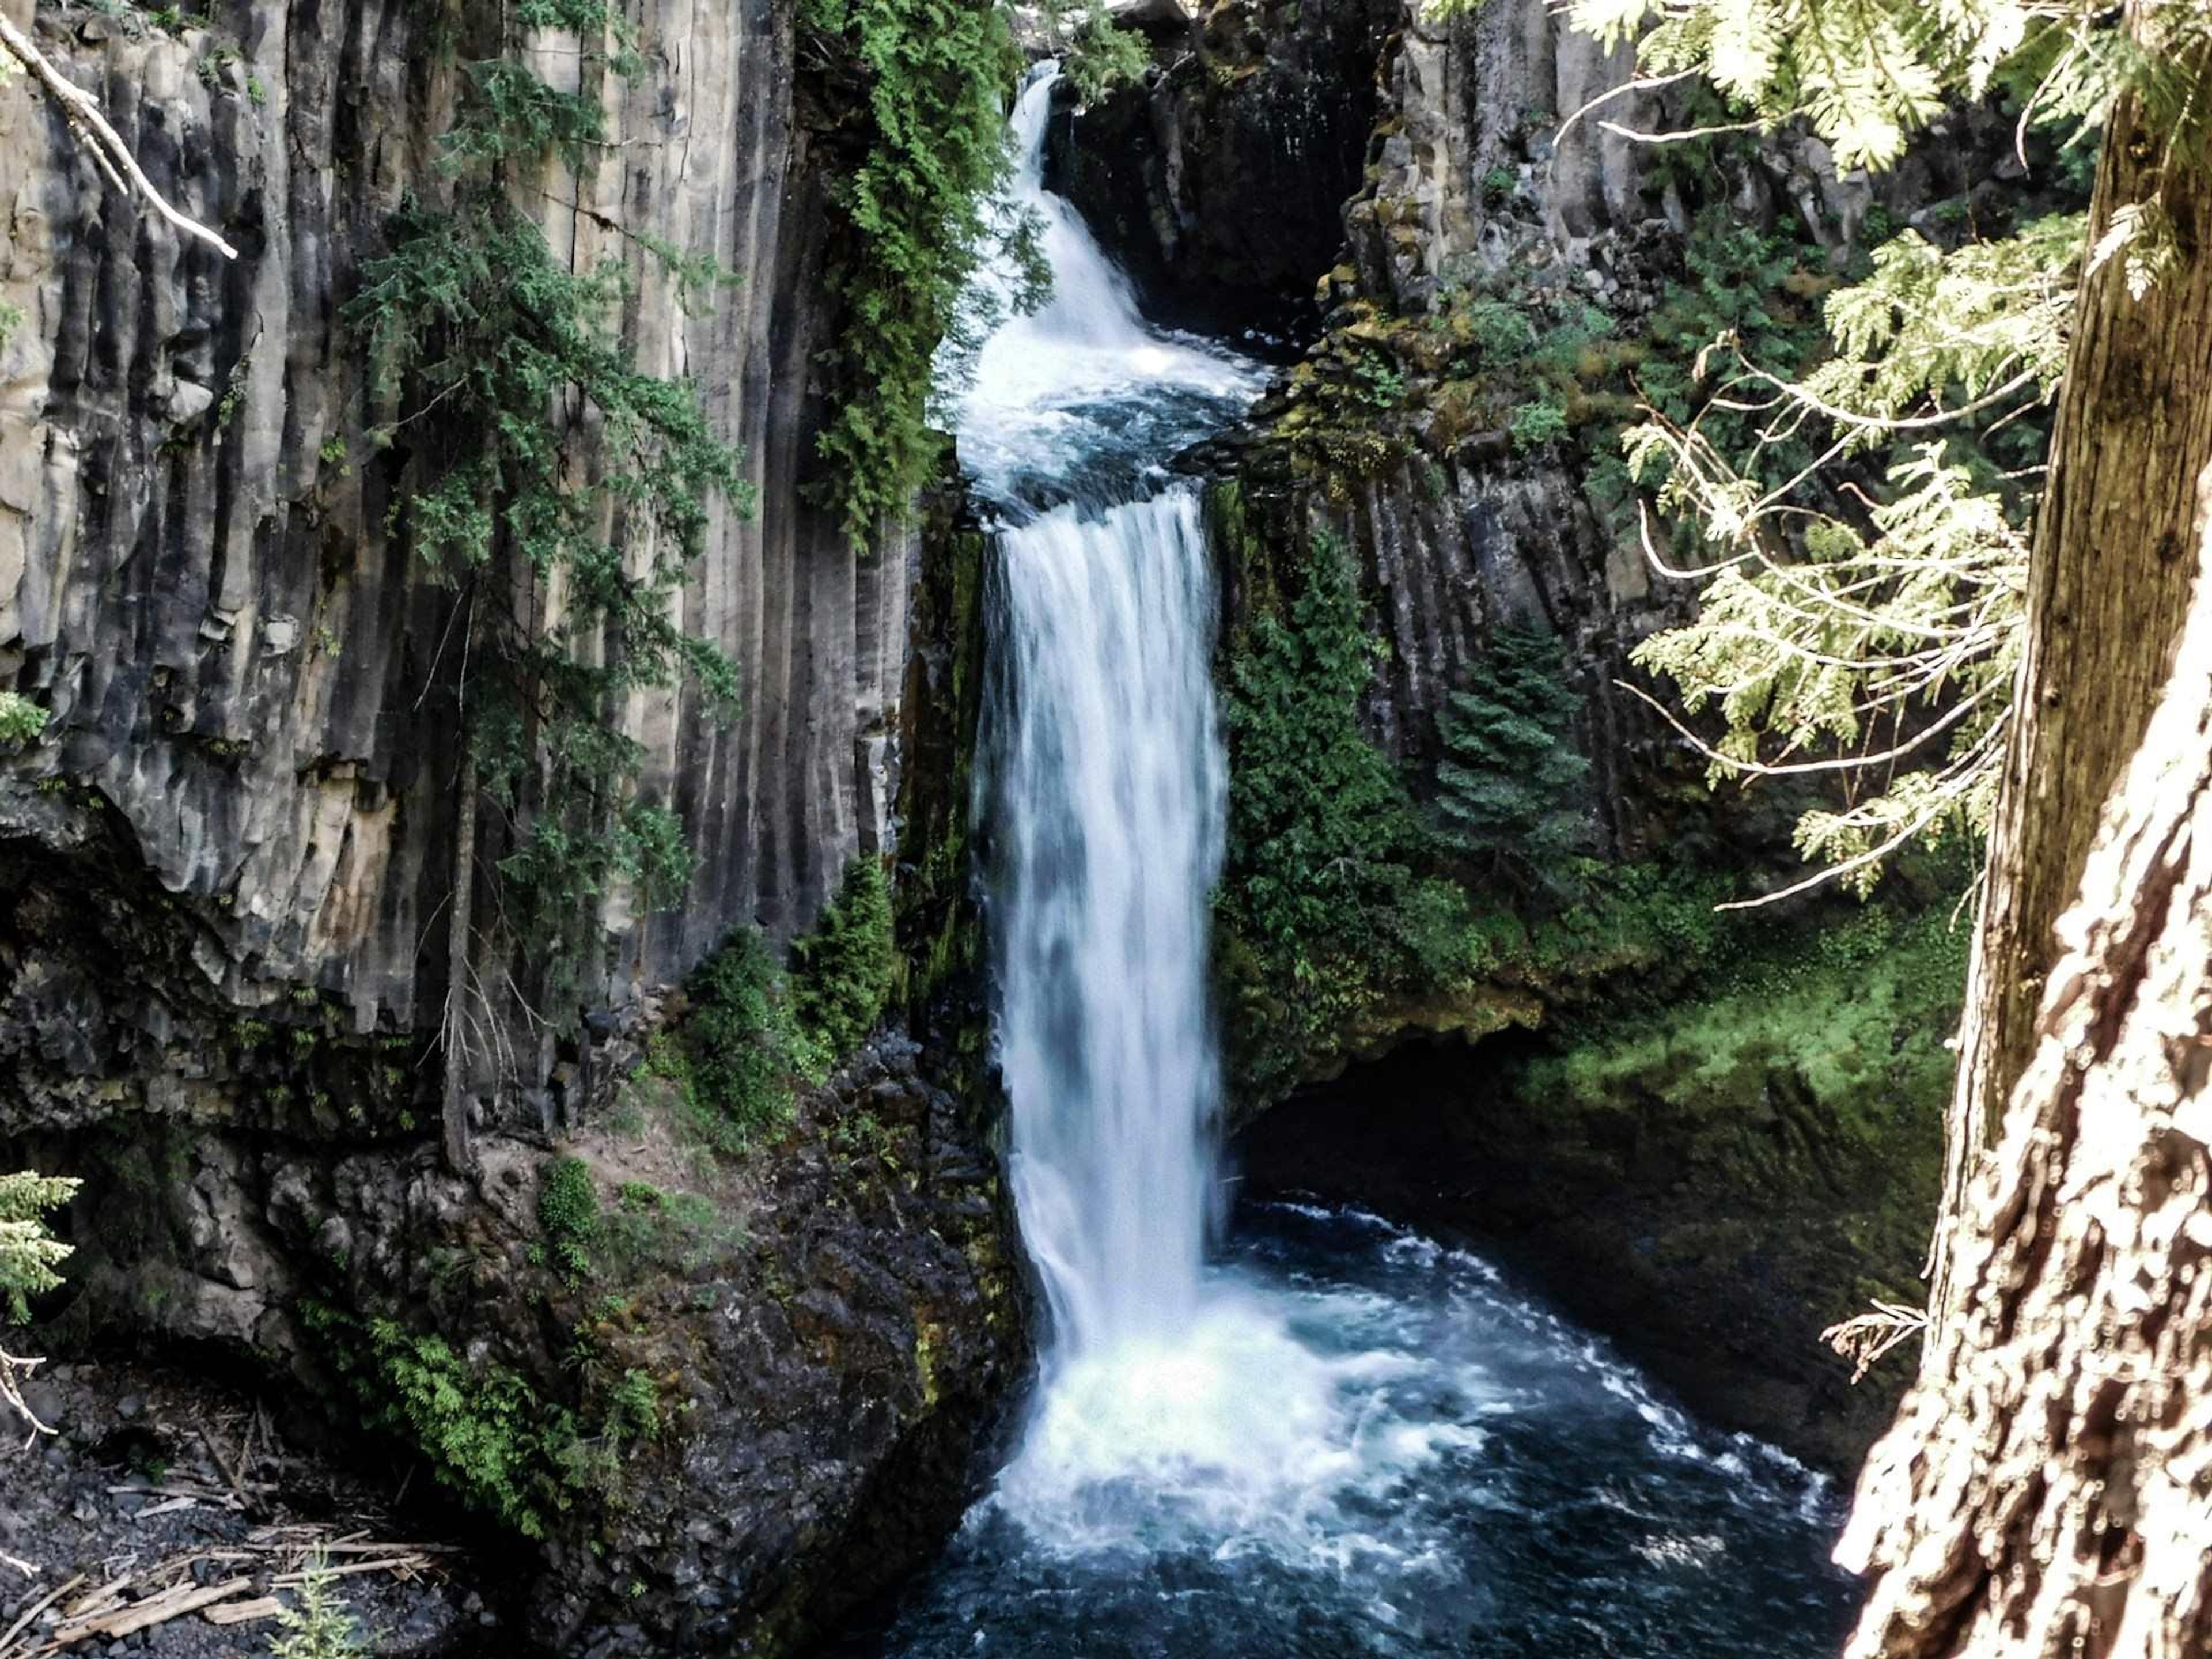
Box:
(0, 10), (238, 260)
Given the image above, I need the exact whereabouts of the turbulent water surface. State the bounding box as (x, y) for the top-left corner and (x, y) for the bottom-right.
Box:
(835, 66), (1858, 1658)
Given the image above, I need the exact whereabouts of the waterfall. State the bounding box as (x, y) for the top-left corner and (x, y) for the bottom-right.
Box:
(957, 69), (1302, 1539)
(991, 488), (1226, 1358)
(963, 65), (1251, 1375)
(850, 63), (1858, 1652)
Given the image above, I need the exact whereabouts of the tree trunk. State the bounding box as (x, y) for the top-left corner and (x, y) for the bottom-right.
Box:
(1838, 461), (2212, 1656)
(441, 743), (479, 1175)
(1929, 54), (2212, 1330)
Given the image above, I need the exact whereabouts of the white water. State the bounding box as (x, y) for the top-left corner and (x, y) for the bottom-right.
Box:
(918, 67), (1849, 1644)
(992, 490), (1225, 1355)
(956, 70), (1260, 513)
(964, 67), (1320, 1544)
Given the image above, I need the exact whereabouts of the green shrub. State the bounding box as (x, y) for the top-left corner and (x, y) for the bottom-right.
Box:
(1508, 397), (1569, 450)
(537, 1157), (599, 1282)
(790, 857), (900, 1064)
(599, 1181), (743, 1274)
(1460, 296), (1536, 364)
(1353, 353), (1408, 407)
(0, 693), (47, 745)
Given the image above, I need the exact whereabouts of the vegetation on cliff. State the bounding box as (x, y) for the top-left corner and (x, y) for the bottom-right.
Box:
(803, 0), (1036, 544)
(1566, 2), (2212, 1651)
(1210, 483), (1734, 1104)
(336, 0), (753, 1169)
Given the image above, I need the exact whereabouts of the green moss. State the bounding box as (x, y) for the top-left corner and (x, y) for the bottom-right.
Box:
(892, 508), (990, 1023)
(1514, 893), (1969, 1301)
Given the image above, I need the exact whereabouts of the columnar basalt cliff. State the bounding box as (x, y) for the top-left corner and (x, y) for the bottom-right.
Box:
(0, 0), (906, 1067)
(1043, 0), (1396, 344)
(1, 0), (1027, 1646)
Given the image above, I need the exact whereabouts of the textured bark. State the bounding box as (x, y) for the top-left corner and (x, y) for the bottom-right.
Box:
(1839, 465), (2212, 1657)
(1932, 54), (2212, 1325)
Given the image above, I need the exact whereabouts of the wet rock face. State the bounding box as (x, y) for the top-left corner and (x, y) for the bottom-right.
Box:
(0, 0), (907, 1065)
(1043, 0), (1396, 347)
(29, 1036), (1025, 1653)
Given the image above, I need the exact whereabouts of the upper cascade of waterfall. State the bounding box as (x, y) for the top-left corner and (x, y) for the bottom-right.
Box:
(953, 65), (1263, 516)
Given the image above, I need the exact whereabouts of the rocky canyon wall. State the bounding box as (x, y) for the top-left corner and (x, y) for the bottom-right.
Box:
(0, 1), (1027, 1648)
(0, 0), (906, 1113)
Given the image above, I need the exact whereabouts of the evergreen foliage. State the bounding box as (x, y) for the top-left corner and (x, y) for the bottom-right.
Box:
(1055, 2), (1150, 107)
(351, 196), (745, 959)
(1568, 0), (2212, 174)
(1433, 628), (1593, 888)
(1211, 493), (1740, 1102)
(789, 857), (900, 1064)
(269, 1554), (367, 1659)
(646, 866), (903, 1159)
(802, 0), (1033, 545)
(1565, 0), (2167, 897)
(1219, 529), (1419, 984)
(0, 1169), (79, 1321)
(1618, 217), (2079, 894)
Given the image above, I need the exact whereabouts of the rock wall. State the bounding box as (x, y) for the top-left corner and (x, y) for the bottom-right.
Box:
(0, 3), (1031, 1646)
(1044, 0), (1396, 345)
(0, 0), (906, 1089)
(24, 1029), (1024, 1653)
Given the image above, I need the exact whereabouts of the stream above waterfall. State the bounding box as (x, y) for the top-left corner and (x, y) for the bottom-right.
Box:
(829, 66), (1859, 1658)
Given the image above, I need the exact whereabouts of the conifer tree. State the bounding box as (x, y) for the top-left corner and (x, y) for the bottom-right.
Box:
(1, 1170), (79, 1436)
(1431, 628), (1593, 890)
(1563, 2), (2212, 1654)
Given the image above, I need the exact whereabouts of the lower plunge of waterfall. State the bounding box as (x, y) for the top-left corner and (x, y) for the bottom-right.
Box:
(831, 65), (1857, 1659)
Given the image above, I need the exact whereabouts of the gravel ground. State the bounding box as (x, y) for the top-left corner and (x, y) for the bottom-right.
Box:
(0, 1355), (495, 1658)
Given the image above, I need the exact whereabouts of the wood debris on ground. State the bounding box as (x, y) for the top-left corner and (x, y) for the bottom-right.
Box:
(0, 1524), (456, 1657)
